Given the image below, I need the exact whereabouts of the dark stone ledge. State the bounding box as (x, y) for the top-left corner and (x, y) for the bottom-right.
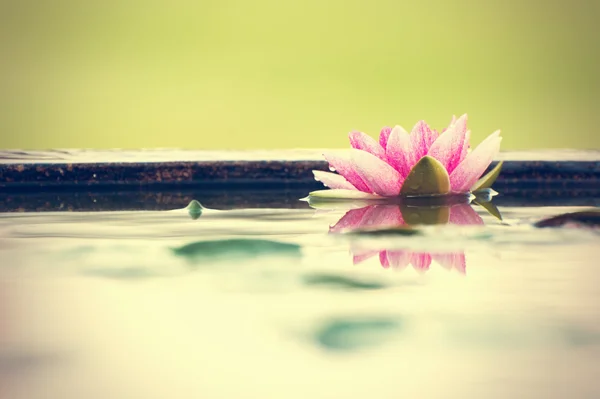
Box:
(0, 150), (596, 212)
(0, 161), (324, 190)
(0, 149), (599, 190)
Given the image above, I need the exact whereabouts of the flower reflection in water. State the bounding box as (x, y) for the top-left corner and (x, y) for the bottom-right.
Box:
(327, 199), (498, 274)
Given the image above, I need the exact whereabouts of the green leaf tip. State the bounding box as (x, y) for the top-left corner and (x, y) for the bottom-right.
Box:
(400, 155), (450, 197)
(471, 161), (504, 192)
(473, 200), (503, 221)
(186, 199), (203, 210)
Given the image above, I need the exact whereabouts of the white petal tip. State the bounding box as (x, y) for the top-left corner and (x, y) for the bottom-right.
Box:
(392, 125), (409, 135)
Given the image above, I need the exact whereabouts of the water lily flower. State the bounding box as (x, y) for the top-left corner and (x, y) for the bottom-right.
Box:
(311, 114), (503, 199)
(329, 203), (487, 274)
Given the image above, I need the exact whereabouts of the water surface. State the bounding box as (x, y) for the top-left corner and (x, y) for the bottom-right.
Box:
(1, 202), (599, 399)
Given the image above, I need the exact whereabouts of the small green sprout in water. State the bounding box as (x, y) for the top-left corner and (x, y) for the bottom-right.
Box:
(185, 199), (203, 220)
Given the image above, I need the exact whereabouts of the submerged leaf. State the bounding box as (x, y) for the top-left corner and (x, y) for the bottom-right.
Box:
(314, 317), (403, 351)
(533, 209), (600, 228)
(400, 155), (450, 197)
(83, 267), (157, 280)
(171, 239), (301, 264)
(471, 161), (504, 192)
(303, 274), (386, 290)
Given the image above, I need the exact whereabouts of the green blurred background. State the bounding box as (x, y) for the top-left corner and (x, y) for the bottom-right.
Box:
(0, 0), (598, 150)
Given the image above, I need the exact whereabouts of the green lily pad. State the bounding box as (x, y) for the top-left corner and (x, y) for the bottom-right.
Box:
(304, 196), (387, 211)
(400, 155), (450, 197)
(471, 161), (504, 192)
(307, 189), (382, 200)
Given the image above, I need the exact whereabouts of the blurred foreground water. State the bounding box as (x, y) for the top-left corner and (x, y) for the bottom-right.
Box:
(0, 201), (599, 399)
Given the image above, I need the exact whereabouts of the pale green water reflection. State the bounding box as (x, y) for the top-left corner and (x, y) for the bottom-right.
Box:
(0, 203), (599, 399)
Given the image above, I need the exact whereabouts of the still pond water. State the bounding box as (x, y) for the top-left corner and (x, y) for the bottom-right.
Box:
(0, 198), (599, 399)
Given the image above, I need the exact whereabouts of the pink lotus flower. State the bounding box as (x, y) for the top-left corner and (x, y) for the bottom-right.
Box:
(330, 203), (486, 274)
(312, 114), (502, 199)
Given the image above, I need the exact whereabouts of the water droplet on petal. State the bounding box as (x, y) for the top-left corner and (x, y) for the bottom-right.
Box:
(329, 166), (336, 172)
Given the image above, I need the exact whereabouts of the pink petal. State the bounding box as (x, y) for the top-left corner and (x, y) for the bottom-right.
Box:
(329, 206), (372, 233)
(410, 121), (438, 161)
(350, 149), (403, 197)
(312, 170), (357, 190)
(379, 252), (391, 268)
(385, 125), (414, 177)
(349, 131), (387, 161)
(449, 204), (484, 225)
(432, 253), (454, 270)
(427, 114), (468, 173)
(454, 254), (467, 274)
(357, 205), (404, 229)
(411, 253), (432, 271)
(449, 131), (502, 193)
(323, 151), (371, 193)
(432, 253), (466, 274)
(457, 129), (471, 168)
(379, 127), (392, 150)
(330, 204), (404, 234)
(386, 250), (411, 269)
(353, 250), (379, 265)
